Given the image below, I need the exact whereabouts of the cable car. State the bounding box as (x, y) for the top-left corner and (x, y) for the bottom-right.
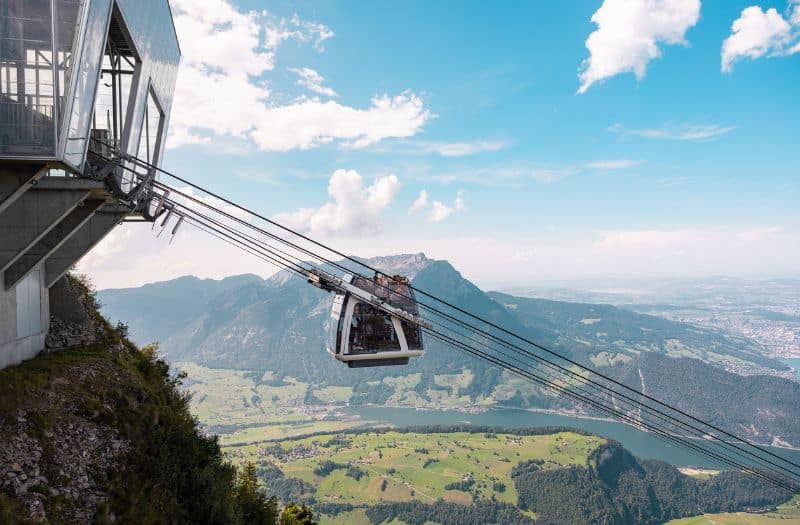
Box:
(325, 273), (426, 367)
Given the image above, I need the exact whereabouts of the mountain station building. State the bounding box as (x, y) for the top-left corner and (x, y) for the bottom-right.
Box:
(0, 0), (180, 368)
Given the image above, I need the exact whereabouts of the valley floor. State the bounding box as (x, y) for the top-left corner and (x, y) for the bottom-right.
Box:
(179, 361), (800, 525)
(666, 496), (800, 524)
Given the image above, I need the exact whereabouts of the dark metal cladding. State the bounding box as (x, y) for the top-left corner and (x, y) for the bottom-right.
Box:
(347, 358), (410, 368)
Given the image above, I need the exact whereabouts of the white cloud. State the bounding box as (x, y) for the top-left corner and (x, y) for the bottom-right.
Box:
(409, 190), (465, 222)
(249, 93), (431, 151)
(288, 67), (338, 97)
(593, 229), (705, 252)
(168, 0), (275, 148)
(265, 13), (334, 51)
(721, 2), (800, 72)
(578, 0), (701, 94)
(80, 224), (800, 290)
(592, 226), (792, 255)
(167, 0), (430, 151)
(408, 190), (429, 215)
(586, 159), (646, 170)
(427, 165), (583, 186)
(416, 140), (507, 157)
(428, 201), (455, 223)
(608, 123), (736, 141)
(734, 226), (785, 243)
(273, 169), (400, 236)
(369, 139), (507, 157)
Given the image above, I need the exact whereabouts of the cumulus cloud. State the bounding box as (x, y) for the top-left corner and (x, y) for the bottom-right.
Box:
(721, 1), (800, 72)
(409, 190), (465, 222)
(288, 67), (338, 97)
(408, 190), (429, 214)
(273, 169), (400, 236)
(168, 0), (275, 147)
(608, 122), (736, 141)
(578, 0), (701, 94)
(167, 0), (430, 151)
(249, 93), (431, 151)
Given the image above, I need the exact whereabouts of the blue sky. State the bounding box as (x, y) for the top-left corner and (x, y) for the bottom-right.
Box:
(84, 0), (800, 289)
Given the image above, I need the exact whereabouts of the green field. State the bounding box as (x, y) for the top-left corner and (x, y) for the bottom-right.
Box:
(666, 497), (800, 524)
(179, 363), (363, 442)
(179, 362), (521, 443)
(183, 363), (798, 525)
(225, 429), (603, 523)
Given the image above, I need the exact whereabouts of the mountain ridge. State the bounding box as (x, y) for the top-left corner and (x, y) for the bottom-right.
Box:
(97, 254), (800, 446)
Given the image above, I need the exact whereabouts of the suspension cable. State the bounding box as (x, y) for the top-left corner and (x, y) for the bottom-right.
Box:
(87, 140), (800, 491)
(160, 191), (800, 489)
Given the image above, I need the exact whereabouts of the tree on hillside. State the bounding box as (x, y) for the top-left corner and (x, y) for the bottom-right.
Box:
(280, 503), (317, 525)
(234, 462), (279, 525)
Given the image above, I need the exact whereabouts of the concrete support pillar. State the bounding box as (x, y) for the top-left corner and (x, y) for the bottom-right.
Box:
(0, 165), (48, 215)
(0, 261), (50, 369)
(44, 204), (129, 288)
(0, 189), (91, 272)
(3, 199), (106, 289)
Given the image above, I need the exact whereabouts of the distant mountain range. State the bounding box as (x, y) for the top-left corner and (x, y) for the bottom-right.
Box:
(98, 253), (800, 447)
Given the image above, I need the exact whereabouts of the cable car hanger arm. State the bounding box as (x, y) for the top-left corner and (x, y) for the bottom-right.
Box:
(306, 269), (432, 330)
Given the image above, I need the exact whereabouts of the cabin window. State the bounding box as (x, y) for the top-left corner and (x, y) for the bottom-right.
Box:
(327, 296), (343, 353)
(349, 302), (400, 354)
(401, 321), (422, 350)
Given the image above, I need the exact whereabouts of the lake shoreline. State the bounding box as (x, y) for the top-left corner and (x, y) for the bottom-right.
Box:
(365, 403), (800, 451)
(342, 405), (800, 467)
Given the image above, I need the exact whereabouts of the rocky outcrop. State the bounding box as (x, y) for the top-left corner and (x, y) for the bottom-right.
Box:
(0, 406), (129, 523)
(45, 276), (104, 351)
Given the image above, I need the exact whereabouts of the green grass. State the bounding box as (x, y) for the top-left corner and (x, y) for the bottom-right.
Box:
(227, 429), (605, 508)
(221, 421), (363, 446)
(666, 496), (800, 524)
(318, 508), (373, 525)
(314, 386), (354, 404)
(180, 363), (548, 448)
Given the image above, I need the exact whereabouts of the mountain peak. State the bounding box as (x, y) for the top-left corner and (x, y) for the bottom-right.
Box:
(360, 252), (434, 279)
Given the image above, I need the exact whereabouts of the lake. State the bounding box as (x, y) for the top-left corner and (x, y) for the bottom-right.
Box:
(783, 358), (800, 380)
(344, 405), (800, 469)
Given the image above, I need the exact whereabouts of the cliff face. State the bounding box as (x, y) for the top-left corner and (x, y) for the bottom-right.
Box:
(0, 275), (284, 524)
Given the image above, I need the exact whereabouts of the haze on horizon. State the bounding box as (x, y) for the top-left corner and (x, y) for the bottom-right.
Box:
(79, 0), (800, 290)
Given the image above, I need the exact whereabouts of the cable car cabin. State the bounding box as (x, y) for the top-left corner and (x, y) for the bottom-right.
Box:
(326, 274), (425, 367)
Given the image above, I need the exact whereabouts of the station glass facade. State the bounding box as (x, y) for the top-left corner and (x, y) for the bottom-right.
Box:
(0, 0), (179, 172)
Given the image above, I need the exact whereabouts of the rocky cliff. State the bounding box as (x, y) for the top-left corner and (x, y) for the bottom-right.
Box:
(0, 275), (292, 524)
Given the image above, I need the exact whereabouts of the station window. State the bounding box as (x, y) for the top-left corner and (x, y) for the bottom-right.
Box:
(0, 0), (57, 156)
(137, 88), (163, 166)
(90, 11), (138, 154)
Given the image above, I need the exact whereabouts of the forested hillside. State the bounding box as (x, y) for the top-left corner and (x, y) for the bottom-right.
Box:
(513, 441), (793, 525)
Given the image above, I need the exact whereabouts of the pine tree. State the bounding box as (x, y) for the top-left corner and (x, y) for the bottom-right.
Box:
(234, 461), (279, 525)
